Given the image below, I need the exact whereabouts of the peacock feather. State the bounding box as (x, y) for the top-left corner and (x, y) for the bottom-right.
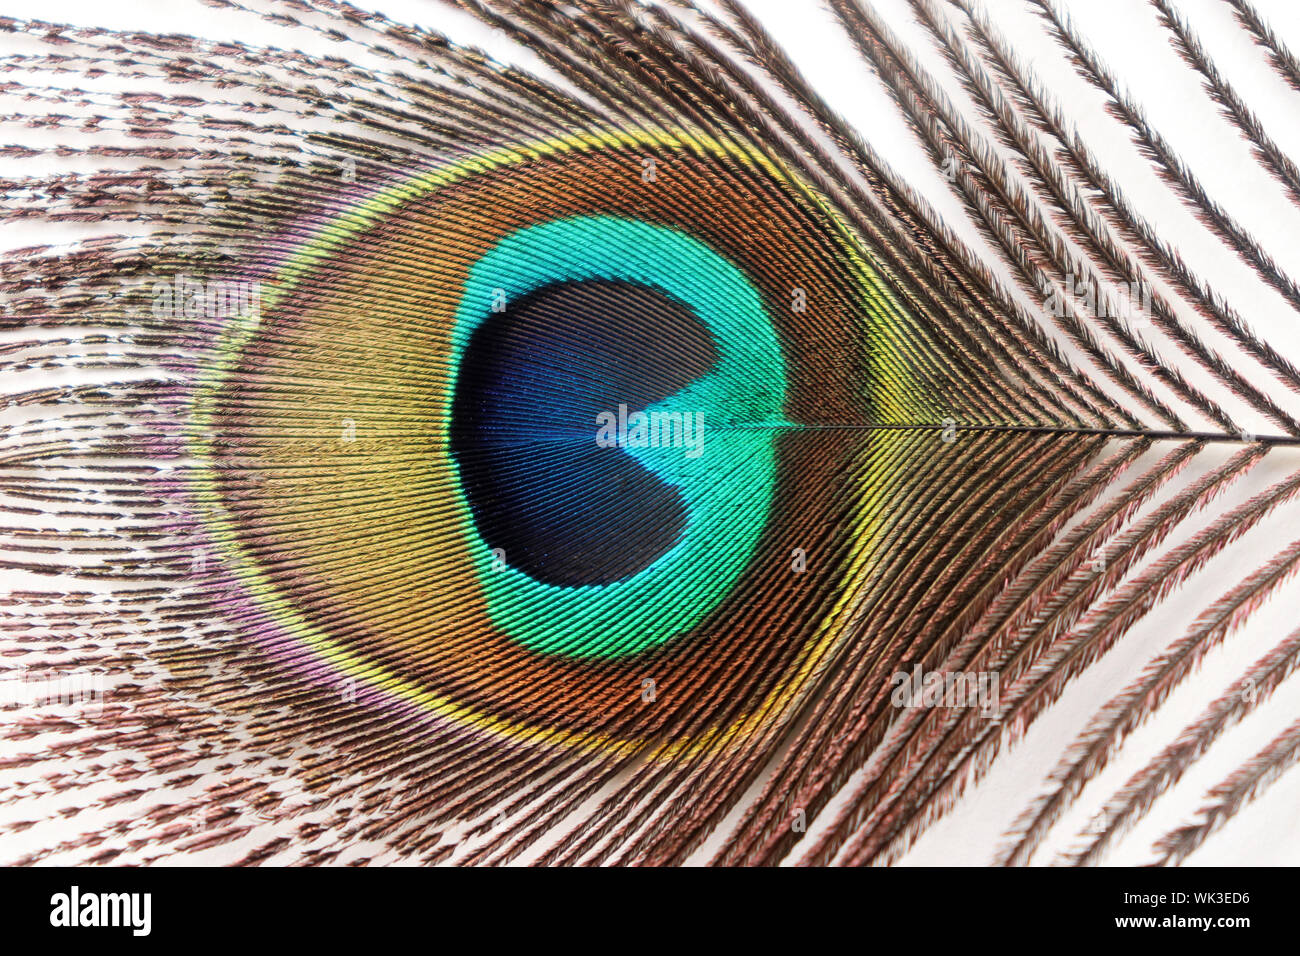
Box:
(2, 0), (1299, 866)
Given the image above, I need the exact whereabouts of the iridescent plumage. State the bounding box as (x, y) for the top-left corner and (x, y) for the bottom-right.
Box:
(2, 0), (1300, 866)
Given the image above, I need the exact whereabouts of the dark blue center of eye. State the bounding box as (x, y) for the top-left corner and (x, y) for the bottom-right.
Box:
(449, 280), (718, 587)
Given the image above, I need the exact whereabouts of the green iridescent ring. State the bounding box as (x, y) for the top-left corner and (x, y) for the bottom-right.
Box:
(447, 215), (789, 659)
